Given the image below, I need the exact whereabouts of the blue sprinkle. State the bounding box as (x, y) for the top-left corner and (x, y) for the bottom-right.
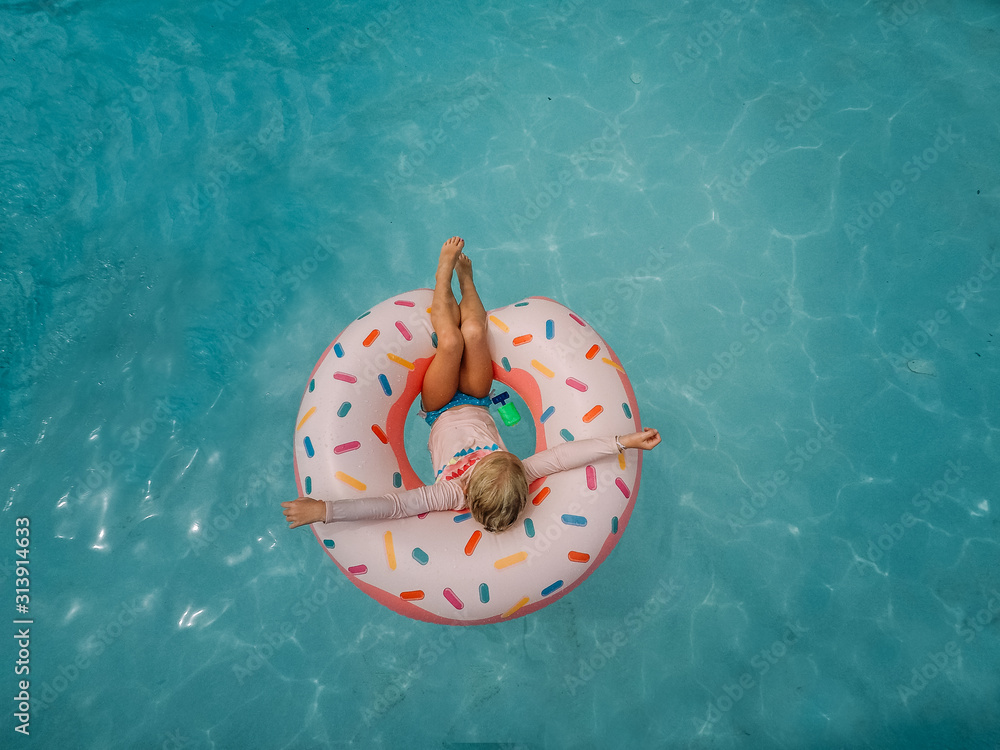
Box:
(431, 331), (438, 348)
(541, 580), (564, 597)
(393, 472), (402, 488)
(540, 406), (555, 423)
(323, 539), (335, 548)
(560, 428), (574, 442)
(378, 373), (392, 396)
(453, 512), (472, 523)
(334, 343), (344, 358)
(304, 436), (315, 458)
(622, 402), (632, 419)
(305, 476), (312, 494)
(479, 583), (490, 603)
(412, 548), (429, 565)
(612, 516), (619, 534)
(309, 378), (315, 393)
(561, 514), (587, 527)
(514, 301), (529, 307)
(501, 356), (511, 372)
(337, 402), (351, 418)
(357, 310), (371, 320)
(545, 319), (554, 339)
(524, 518), (535, 538)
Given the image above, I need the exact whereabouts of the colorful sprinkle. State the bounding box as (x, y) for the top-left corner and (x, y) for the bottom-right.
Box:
(400, 590), (424, 601)
(561, 514), (587, 527)
(334, 441), (360, 454)
(297, 406), (317, 430)
(541, 580), (564, 597)
(333, 343), (344, 358)
(393, 472), (402, 488)
(378, 373), (391, 396)
(618, 453), (626, 471)
(372, 424), (388, 444)
(412, 548), (429, 565)
(602, 357), (625, 372)
(479, 583), (490, 603)
(583, 405), (603, 423)
(513, 334), (533, 346)
(348, 564), (367, 575)
(532, 487), (550, 506)
(357, 311), (371, 320)
(501, 357), (511, 372)
(335, 471), (366, 491)
(514, 301), (529, 307)
(540, 406), (555, 423)
(585, 344), (600, 360)
(431, 331), (438, 348)
(334, 371), (357, 383)
(616, 477), (631, 498)
(384, 531), (396, 570)
(363, 329), (380, 347)
(545, 319), (555, 339)
(309, 378), (315, 392)
(524, 518), (535, 538)
(465, 530), (483, 556)
(489, 315), (509, 333)
(394, 299), (416, 307)
(569, 312), (586, 326)
(560, 429), (574, 442)
(586, 465), (597, 491)
(443, 587), (464, 610)
(612, 516), (619, 534)
(622, 402), (632, 419)
(395, 321), (413, 340)
(453, 512), (472, 523)
(337, 402), (352, 418)
(566, 377), (588, 392)
(531, 359), (555, 378)
(568, 551), (590, 563)
(387, 353), (415, 370)
(503, 596), (530, 618)
(305, 476), (312, 494)
(322, 537), (333, 548)
(494, 551), (528, 569)
(303, 436), (315, 458)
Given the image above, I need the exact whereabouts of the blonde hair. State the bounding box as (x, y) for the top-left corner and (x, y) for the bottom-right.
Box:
(466, 451), (528, 533)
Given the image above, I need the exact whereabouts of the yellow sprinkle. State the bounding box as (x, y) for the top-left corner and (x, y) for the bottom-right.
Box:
(489, 315), (510, 333)
(601, 357), (625, 372)
(334, 471), (367, 492)
(503, 596), (530, 618)
(531, 360), (555, 379)
(384, 530), (396, 571)
(387, 352), (415, 370)
(618, 452), (626, 471)
(494, 551), (528, 569)
(296, 406), (316, 431)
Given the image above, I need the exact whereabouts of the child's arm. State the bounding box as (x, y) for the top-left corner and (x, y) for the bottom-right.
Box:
(522, 428), (661, 482)
(281, 480), (466, 529)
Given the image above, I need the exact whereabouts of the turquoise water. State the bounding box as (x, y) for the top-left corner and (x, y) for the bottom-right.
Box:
(2, 0), (999, 746)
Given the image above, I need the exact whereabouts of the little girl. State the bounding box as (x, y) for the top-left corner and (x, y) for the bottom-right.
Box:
(282, 237), (661, 533)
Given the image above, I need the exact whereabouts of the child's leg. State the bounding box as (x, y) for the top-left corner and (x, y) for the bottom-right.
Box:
(421, 237), (466, 412)
(455, 253), (493, 398)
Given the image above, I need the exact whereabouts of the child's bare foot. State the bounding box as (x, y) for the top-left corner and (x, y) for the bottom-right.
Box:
(436, 236), (465, 282)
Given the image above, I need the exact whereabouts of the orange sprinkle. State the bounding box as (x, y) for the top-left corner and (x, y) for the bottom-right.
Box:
(384, 531), (396, 571)
(400, 590), (424, 601)
(531, 359), (555, 378)
(503, 596), (530, 618)
(513, 334), (533, 346)
(363, 329), (380, 347)
(531, 486), (551, 506)
(618, 452), (626, 471)
(585, 344), (600, 360)
(494, 551), (527, 569)
(601, 357), (625, 372)
(465, 530), (483, 556)
(296, 406), (316, 431)
(371, 424), (388, 444)
(568, 551), (591, 563)
(582, 405), (604, 423)
(334, 471), (366, 492)
(489, 315), (510, 333)
(387, 352), (415, 370)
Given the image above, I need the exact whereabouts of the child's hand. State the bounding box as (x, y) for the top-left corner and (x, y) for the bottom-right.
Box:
(621, 428), (661, 451)
(281, 497), (326, 529)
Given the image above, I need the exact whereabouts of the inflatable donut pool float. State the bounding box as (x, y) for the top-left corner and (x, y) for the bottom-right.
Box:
(293, 289), (643, 625)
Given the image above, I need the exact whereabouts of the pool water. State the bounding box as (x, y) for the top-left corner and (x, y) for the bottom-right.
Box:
(2, 0), (999, 747)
